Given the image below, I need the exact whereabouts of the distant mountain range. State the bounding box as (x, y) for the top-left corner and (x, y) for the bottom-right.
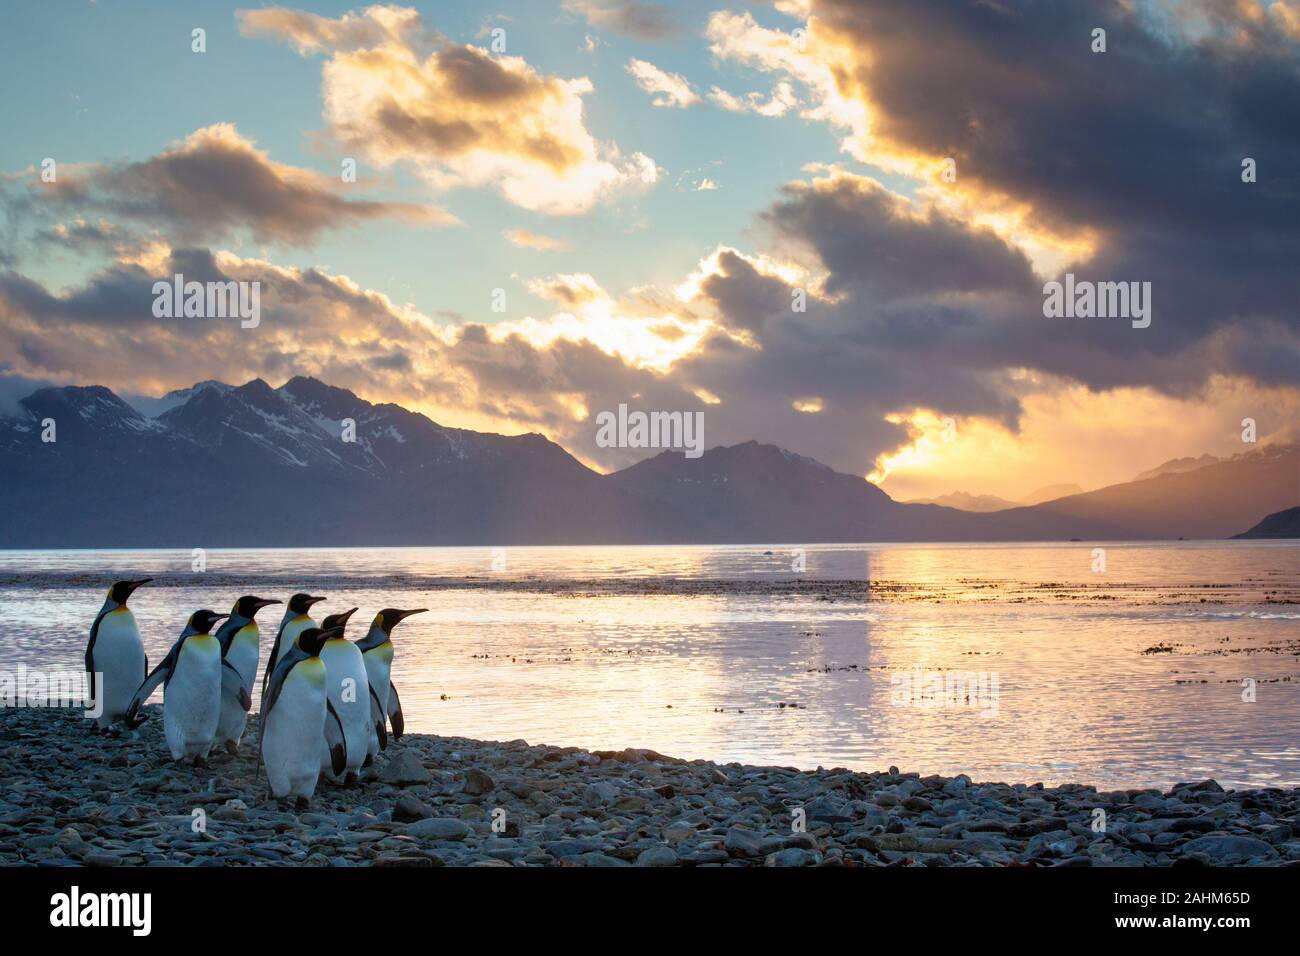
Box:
(1, 377), (1296, 546)
(1134, 454), (1223, 482)
(905, 484), (1085, 513)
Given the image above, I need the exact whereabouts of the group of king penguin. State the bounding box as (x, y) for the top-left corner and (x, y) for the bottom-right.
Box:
(84, 579), (427, 808)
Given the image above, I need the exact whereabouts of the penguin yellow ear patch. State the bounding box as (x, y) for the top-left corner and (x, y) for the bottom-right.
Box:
(372, 614), (383, 628)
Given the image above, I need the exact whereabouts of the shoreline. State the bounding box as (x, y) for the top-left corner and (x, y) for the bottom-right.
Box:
(0, 570), (1295, 606)
(1, 708), (1295, 867)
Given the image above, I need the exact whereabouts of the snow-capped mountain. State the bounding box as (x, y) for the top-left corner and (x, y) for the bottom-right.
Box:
(0, 377), (1295, 546)
(0, 376), (670, 547)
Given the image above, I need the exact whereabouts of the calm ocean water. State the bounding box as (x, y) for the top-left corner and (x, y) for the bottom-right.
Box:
(1, 541), (1296, 790)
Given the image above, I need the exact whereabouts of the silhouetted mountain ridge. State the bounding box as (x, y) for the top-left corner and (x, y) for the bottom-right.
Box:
(1233, 506), (1300, 539)
(0, 377), (1295, 546)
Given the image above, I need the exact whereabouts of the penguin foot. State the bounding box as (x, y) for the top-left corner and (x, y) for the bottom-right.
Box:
(344, 772), (359, 787)
(224, 741), (239, 756)
(193, 755), (207, 769)
(295, 797), (311, 812)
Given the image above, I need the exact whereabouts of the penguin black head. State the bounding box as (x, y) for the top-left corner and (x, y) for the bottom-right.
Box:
(321, 607), (358, 632)
(297, 626), (342, 656)
(109, 579), (152, 605)
(233, 595), (281, 619)
(188, 609), (230, 634)
(372, 607), (429, 635)
(287, 593), (326, 614)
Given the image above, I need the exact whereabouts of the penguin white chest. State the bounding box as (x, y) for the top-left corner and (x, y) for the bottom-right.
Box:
(215, 628), (259, 749)
(226, 627), (260, 690)
(362, 643), (394, 758)
(264, 660), (329, 800)
(362, 644), (393, 709)
(164, 635), (221, 760)
(92, 609), (146, 725)
(320, 640), (369, 774)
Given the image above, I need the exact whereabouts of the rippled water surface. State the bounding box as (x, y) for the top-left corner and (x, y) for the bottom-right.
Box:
(1, 542), (1296, 790)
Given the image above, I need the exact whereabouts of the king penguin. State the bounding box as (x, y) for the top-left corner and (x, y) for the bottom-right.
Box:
(85, 578), (152, 732)
(354, 608), (428, 763)
(213, 595), (281, 755)
(126, 609), (246, 764)
(263, 593), (324, 694)
(315, 607), (369, 784)
(259, 625), (348, 808)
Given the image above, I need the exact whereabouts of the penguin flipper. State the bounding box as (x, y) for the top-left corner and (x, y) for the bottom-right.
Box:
(222, 660), (252, 711)
(125, 647), (174, 728)
(386, 682), (404, 740)
(262, 639), (280, 694)
(258, 655), (292, 781)
(325, 700), (348, 776)
(85, 607), (109, 679)
(368, 684), (389, 751)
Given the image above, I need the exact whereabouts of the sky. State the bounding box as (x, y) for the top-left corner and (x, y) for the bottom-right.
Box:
(0, 0), (1297, 500)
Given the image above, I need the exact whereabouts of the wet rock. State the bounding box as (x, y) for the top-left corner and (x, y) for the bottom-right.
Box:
(1179, 835), (1278, 862)
(406, 818), (471, 842)
(766, 847), (818, 867)
(635, 846), (678, 867)
(463, 768), (495, 796)
(0, 707), (1293, 870)
(380, 751), (430, 787)
(393, 795), (435, 823)
(724, 826), (765, 857)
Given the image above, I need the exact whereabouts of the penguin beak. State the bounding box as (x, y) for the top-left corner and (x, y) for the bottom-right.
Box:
(201, 612), (229, 632)
(122, 578), (152, 597)
(396, 608), (429, 622)
(253, 598), (282, 610)
(322, 625), (345, 640)
(305, 595), (327, 608)
(336, 607), (359, 625)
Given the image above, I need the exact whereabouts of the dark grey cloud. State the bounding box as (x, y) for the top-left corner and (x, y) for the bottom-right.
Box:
(563, 0), (684, 41)
(2, 0), (1295, 481)
(815, 0), (1299, 236)
(0, 365), (55, 417)
(807, 0), (1300, 350)
(653, 0), (1299, 452)
(33, 218), (119, 249)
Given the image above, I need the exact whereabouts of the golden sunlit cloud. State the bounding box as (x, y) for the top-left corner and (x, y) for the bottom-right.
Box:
(240, 5), (659, 215)
(626, 57), (699, 108)
(674, 244), (827, 303)
(493, 272), (713, 372)
(874, 377), (1300, 501)
(504, 227), (570, 251)
(705, 8), (1095, 276)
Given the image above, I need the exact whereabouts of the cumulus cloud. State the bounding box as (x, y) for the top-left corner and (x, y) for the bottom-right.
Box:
(19, 123), (450, 247)
(626, 58), (699, 108)
(2, 0), (1296, 496)
(240, 5), (659, 215)
(707, 80), (799, 117)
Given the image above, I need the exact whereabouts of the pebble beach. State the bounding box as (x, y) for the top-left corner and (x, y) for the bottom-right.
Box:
(1, 707), (1295, 867)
